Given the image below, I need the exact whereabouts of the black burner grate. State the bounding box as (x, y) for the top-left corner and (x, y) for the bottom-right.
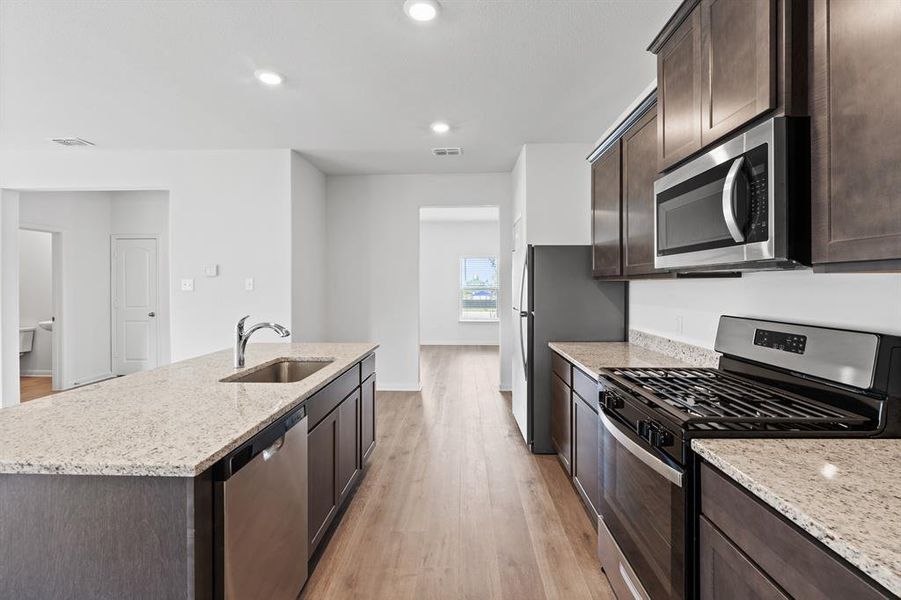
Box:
(609, 368), (870, 431)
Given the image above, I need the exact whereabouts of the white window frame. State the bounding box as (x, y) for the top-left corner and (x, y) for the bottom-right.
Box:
(459, 255), (499, 323)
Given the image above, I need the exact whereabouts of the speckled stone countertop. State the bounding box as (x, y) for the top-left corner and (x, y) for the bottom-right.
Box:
(0, 343), (377, 477)
(548, 342), (700, 380)
(693, 438), (901, 596)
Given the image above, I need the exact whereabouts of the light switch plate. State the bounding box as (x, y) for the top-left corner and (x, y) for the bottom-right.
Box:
(204, 264), (219, 277)
(181, 278), (195, 292)
(245, 278), (254, 291)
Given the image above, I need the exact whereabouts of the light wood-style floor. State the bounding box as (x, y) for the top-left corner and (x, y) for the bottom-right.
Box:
(301, 345), (613, 600)
(20, 377), (55, 403)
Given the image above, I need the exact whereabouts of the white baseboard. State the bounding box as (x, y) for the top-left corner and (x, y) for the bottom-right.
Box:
(420, 342), (500, 347)
(20, 370), (51, 378)
(377, 382), (422, 392)
(498, 385), (512, 392)
(71, 372), (115, 388)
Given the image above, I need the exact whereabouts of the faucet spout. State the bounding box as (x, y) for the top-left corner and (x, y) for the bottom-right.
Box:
(234, 316), (291, 368)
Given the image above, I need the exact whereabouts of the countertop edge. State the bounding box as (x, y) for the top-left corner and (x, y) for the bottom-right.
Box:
(547, 342), (603, 381)
(691, 439), (901, 597)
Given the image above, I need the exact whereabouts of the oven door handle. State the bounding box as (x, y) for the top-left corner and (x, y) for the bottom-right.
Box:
(600, 411), (684, 488)
(722, 156), (747, 243)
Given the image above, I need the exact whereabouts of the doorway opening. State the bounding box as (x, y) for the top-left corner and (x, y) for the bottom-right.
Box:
(418, 206), (501, 389)
(11, 190), (170, 404)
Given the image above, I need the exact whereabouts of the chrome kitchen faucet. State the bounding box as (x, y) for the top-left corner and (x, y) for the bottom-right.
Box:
(234, 315), (291, 368)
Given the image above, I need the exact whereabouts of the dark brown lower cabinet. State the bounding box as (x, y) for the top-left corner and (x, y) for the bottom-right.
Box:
(572, 391), (600, 523)
(361, 373), (376, 462)
(701, 463), (892, 599)
(336, 389), (361, 505)
(699, 517), (788, 599)
(550, 373), (572, 474)
(308, 409), (338, 552)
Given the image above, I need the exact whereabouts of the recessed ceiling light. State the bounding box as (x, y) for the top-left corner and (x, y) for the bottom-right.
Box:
(404, 0), (439, 22)
(430, 121), (450, 134)
(254, 69), (284, 86)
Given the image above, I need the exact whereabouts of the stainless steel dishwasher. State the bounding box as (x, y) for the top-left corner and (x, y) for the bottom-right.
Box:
(218, 405), (308, 600)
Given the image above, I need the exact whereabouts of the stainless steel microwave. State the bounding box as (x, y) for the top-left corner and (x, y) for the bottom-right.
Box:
(653, 117), (810, 271)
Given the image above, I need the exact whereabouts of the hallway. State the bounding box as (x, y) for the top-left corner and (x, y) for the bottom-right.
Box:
(302, 345), (613, 600)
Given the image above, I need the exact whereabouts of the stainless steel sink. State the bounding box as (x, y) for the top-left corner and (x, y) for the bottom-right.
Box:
(222, 359), (333, 384)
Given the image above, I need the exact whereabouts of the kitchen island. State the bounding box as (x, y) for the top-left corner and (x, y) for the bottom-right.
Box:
(0, 342), (377, 599)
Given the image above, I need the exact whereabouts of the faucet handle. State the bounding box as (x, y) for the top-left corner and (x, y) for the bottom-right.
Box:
(236, 315), (251, 333)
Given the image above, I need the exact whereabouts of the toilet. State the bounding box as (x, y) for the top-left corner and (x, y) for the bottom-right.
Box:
(19, 327), (35, 358)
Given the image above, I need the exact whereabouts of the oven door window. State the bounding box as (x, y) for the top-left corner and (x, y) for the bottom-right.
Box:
(657, 144), (768, 257)
(599, 412), (685, 600)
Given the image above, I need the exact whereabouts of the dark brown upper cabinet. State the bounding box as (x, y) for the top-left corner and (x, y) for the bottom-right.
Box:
(810, 0), (901, 270)
(700, 0), (775, 146)
(656, 4), (703, 171)
(590, 141), (623, 278)
(652, 0), (779, 172)
(623, 105), (666, 276)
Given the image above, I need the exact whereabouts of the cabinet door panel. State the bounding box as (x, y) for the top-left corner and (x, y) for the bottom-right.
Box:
(811, 0), (901, 266)
(699, 517), (789, 600)
(572, 395), (600, 522)
(336, 390), (360, 505)
(550, 373), (572, 474)
(361, 373), (376, 463)
(591, 141), (623, 277)
(623, 105), (664, 276)
(308, 411), (337, 552)
(700, 0), (775, 145)
(658, 6), (702, 170)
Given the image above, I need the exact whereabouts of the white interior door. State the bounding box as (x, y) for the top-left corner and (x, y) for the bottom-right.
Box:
(113, 238), (159, 375)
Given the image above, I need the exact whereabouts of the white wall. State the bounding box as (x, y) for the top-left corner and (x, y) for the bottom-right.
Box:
(326, 173), (512, 391)
(0, 191), (20, 406)
(290, 152), (327, 341)
(20, 191), (113, 387)
(110, 190), (171, 366)
(18, 229), (52, 375)
(420, 219), (500, 346)
(522, 143), (593, 246)
(631, 271), (901, 348)
(0, 149), (293, 369)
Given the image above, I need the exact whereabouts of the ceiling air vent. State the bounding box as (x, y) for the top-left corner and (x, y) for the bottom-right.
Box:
(50, 137), (94, 147)
(432, 147), (462, 156)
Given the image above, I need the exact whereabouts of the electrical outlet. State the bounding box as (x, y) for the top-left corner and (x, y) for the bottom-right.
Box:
(245, 278), (254, 291)
(181, 278), (194, 292)
(675, 315), (684, 334)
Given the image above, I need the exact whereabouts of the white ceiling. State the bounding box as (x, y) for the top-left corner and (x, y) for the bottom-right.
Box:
(0, 0), (677, 175)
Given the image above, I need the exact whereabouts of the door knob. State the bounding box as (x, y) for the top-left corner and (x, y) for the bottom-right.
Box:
(148, 312), (156, 318)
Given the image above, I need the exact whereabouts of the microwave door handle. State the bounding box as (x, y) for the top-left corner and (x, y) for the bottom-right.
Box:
(722, 156), (746, 243)
(600, 411), (683, 487)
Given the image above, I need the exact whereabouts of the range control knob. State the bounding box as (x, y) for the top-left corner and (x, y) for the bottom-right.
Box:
(638, 420), (673, 448)
(602, 390), (624, 411)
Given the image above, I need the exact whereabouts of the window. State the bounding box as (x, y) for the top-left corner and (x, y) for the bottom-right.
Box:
(460, 256), (498, 321)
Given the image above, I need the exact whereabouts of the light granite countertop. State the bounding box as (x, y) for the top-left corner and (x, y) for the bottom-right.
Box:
(548, 341), (702, 380)
(693, 438), (901, 596)
(0, 342), (377, 477)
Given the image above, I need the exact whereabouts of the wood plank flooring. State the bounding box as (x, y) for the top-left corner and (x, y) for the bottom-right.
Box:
(19, 377), (55, 403)
(301, 345), (613, 600)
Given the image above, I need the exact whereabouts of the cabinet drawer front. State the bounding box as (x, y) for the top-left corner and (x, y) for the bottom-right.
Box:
(361, 353), (376, 383)
(572, 367), (598, 411)
(551, 352), (572, 386)
(306, 364), (360, 431)
(701, 464), (891, 599)
(700, 517), (788, 600)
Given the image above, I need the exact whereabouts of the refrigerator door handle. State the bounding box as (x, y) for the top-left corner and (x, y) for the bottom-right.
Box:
(518, 255), (529, 379)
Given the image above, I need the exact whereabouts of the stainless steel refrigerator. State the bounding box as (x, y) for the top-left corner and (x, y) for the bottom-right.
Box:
(511, 245), (626, 453)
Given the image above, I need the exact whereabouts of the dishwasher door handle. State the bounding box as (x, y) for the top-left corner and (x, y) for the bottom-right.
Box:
(262, 436), (284, 461)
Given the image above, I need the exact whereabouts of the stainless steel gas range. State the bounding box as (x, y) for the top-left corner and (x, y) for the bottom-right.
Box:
(594, 316), (901, 600)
